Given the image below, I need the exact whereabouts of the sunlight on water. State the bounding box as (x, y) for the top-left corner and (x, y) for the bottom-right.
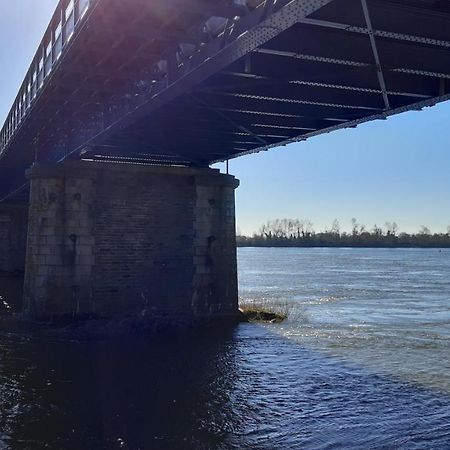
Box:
(239, 247), (450, 394)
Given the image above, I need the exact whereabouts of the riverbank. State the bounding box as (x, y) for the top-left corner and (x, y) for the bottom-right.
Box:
(237, 234), (450, 248)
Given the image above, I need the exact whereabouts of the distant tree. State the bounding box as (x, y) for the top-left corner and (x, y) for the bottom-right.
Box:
(351, 218), (359, 236)
(304, 220), (314, 236)
(240, 217), (450, 248)
(259, 222), (269, 238)
(392, 222), (399, 236)
(385, 221), (399, 236)
(419, 225), (431, 235)
(372, 224), (383, 236)
(287, 219), (295, 238)
(296, 219), (305, 238)
(331, 219), (340, 235)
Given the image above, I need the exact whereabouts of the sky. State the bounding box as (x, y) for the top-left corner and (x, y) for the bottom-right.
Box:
(1, 1), (450, 235)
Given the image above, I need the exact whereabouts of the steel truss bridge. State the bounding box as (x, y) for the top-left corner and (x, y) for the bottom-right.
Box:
(1, 0), (450, 200)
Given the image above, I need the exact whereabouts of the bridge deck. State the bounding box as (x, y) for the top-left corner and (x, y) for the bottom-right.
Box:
(1, 0), (450, 199)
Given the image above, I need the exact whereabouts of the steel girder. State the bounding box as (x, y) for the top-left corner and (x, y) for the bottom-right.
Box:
(59, 0), (336, 160)
(2, 0), (450, 200)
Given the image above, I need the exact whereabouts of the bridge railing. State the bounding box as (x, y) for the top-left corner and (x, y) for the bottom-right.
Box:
(0, 0), (93, 157)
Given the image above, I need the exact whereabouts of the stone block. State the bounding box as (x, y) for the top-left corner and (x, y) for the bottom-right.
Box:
(0, 205), (28, 273)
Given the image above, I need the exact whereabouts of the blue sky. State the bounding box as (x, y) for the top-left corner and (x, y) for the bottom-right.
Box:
(2, 1), (450, 235)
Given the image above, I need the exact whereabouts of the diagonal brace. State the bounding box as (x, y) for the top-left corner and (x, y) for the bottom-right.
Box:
(189, 94), (269, 146)
(360, 0), (390, 110)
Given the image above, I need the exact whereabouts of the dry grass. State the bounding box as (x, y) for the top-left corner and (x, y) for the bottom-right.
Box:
(239, 299), (291, 323)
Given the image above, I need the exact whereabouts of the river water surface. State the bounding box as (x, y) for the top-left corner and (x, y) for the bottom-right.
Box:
(0, 248), (450, 449)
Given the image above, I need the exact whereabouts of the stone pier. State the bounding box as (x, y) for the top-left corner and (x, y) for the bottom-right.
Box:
(0, 204), (28, 274)
(23, 161), (239, 323)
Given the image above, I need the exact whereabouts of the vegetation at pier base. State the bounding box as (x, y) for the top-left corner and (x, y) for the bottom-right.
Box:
(237, 218), (450, 248)
(240, 300), (289, 323)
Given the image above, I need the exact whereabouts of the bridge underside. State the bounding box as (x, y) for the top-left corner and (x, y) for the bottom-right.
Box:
(2, 0), (450, 200)
(1, 0), (450, 324)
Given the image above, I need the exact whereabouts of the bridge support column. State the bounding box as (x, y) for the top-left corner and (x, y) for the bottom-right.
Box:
(23, 161), (239, 323)
(0, 204), (28, 274)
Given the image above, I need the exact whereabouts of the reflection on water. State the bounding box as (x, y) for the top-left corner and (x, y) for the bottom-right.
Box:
(0, 248), (449, 449)
(0, 328), (241, 450)
(0, 275), (22, 316)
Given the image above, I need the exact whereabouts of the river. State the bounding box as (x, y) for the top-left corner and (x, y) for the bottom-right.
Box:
(0, 247), (449, 449)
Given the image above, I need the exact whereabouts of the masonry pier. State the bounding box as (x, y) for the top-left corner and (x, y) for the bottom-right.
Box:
(22, 161), (239, 323)
(0, 204), (28, 274)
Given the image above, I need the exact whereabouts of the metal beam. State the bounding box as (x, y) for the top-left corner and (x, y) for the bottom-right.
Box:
(189, 94), (269, 145)
(254, 47), (450, 82)
(193, 105), (350, 124)
(251, 123), (316, 131)
(204, 72), (431, 98)
(360, 0), (389, 109)
(203, 91), (382, 111)
(296, 17), (450, 49)
(212, 92), (450, 163)
(391, 68), (450, 80)
(59, 0), (335, 160)
(134, 0), (246, 19)
(254, 47), (370, 67)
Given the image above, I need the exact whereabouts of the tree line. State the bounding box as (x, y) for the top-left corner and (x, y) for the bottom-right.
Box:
(237, 218), (450, 248)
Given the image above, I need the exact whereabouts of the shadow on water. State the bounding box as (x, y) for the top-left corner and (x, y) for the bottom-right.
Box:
(0, 327), (244, 450)
(0, 276), (450, 449)
(0, 323), (450, 449)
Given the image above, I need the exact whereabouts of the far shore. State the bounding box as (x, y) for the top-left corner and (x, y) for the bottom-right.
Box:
(237, 243), (450, 249)
(237, 234), (450, 249)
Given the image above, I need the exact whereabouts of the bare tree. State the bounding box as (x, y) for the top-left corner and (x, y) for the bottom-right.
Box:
(351, 218), (359, 236)
(331, 219), (340, 235)
(392, 222), (398, 236)
(304, 220), (314, 237)
(419, 225), (431, 235)
(372, 224), (383, 236)
(385, 221), (398, 236)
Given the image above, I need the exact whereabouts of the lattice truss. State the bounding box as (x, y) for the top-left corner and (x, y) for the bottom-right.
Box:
(1, 0), (450, 198)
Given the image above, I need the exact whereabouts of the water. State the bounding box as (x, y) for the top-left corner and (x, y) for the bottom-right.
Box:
(239, 248), (450, 394)
(0, 248), (449, 449)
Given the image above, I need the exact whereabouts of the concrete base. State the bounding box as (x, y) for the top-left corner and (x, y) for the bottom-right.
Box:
(0, 204), (28, 274)
(23, 161), (239, 323)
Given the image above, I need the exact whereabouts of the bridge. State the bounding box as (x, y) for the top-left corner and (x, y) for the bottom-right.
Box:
(1, 0), (449, 323)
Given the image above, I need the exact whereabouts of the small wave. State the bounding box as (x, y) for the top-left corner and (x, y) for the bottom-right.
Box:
(303, 296), (347, 306)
